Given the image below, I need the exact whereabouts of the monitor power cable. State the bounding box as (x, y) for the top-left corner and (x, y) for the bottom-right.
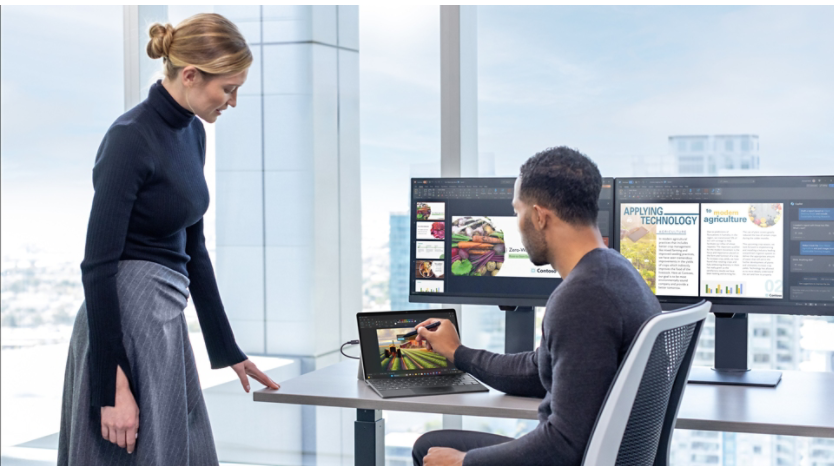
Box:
(340, 340), (360, 360)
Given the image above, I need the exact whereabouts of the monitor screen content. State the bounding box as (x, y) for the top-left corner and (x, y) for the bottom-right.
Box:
(614, 176), (834, 315)
(409, 177), (613, 306)
(358, 310), (461, 379)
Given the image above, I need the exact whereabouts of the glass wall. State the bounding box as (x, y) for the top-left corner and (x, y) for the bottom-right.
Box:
(358, 5), (444, 463)
(4, 5), (832, 466)
(476, 5), (834, 466)
(360, 5), (441, 314)
(0, 5), (124, 464)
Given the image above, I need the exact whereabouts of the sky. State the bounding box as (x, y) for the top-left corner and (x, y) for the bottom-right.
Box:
(1, 6), (123, 258)
(0, 5), (208, 259)
(2, 5), (833, 257)
(358, 5), (834, 247)
(477, 6), (834, 177)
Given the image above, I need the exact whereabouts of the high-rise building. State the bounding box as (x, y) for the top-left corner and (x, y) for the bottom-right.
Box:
(633, 135), (761, 177)
(389, 212), (427, 311)
(387, 162), (441, 311)
(669, 135), (760, 175)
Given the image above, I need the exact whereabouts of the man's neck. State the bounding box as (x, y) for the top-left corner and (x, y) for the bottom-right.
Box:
(548, 225), (607, 280)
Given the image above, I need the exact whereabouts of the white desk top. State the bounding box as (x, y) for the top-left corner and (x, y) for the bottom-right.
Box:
(254, 360), (834, 438)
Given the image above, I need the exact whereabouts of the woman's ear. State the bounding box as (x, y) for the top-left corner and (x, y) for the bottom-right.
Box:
(181, 66), (199, 88)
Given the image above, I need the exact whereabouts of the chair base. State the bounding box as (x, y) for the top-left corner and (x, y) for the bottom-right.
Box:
(687, 366), (782, 387)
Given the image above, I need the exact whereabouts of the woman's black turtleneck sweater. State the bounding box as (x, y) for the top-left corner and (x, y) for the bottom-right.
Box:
(80, 80), (247, 408)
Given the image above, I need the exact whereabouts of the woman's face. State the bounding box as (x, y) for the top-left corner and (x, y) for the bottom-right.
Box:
(183, 67), (248, 124)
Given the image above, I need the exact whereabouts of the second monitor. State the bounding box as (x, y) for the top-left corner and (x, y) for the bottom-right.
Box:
(614, 176), (834, 315)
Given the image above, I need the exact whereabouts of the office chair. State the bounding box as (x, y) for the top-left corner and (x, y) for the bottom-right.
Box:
(582, 300), (710, 466)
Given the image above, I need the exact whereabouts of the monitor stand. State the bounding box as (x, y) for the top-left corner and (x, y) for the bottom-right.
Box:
(500, 306), (535, 353)
(687, 313), (782, 387)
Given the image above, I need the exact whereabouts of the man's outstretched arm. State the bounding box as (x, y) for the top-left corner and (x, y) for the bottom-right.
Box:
(416, 319), (546, 398)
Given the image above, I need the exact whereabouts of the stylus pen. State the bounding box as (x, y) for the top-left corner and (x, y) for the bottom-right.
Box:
(398, 321), (442, 340)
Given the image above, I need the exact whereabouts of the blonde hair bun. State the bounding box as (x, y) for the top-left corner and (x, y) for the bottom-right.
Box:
(144, 13), (252, 80)
(146, 23), (175, 60)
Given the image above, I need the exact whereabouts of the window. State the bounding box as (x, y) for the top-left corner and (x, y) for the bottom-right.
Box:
(754, 353), (771, 363)
(753, 328), (770, 337)
(741, 137), (751, 152)
(777, 353), (793, 363)
(360, 5), (440, 314)
(1, 4), (124, 456)
(476, 7), (833, 466)
(724, 154), (735, 169)
(5, 5), (834, 467)
(359, 6), (442, 462)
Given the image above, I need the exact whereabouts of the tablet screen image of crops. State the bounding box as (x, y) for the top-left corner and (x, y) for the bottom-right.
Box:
(450, 216), (505, 276)
(377, 328), (448, 371)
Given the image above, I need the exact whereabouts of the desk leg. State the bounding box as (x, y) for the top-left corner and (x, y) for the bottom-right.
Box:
(355, 409), (384, 465)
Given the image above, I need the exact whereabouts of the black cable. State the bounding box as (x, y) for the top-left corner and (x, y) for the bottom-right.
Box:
(340, 339), (360, 359)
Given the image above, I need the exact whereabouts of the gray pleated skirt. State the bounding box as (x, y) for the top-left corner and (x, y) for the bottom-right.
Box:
(58, 260), (219, 465)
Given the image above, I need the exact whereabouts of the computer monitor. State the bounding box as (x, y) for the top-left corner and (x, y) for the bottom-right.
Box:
(408, 177), (614, 307)
(613, 176), (834, 316)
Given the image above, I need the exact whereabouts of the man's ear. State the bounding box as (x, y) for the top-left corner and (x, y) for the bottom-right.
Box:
(532, 204), (549, 230)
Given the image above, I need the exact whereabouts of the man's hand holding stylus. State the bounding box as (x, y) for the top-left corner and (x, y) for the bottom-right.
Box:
(414, 318), (461, 365)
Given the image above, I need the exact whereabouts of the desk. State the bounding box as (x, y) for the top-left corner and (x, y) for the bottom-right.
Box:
(254, 360), (834, 465)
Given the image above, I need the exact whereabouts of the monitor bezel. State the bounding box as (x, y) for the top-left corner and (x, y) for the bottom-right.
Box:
(408, 292), (549, 307)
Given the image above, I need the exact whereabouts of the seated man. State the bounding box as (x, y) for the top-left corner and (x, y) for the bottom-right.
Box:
(412, 147), (661, 466)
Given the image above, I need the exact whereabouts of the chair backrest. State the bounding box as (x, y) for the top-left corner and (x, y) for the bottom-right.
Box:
(582, 300), (710, 466)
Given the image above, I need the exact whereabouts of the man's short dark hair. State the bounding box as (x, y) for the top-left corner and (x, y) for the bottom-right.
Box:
(518, 146), (602, 226)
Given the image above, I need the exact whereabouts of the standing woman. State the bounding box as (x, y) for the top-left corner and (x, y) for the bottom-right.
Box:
(58, 13), (280, 465)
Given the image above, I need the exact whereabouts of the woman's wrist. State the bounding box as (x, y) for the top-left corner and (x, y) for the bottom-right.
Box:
(115, 365), (131, 391)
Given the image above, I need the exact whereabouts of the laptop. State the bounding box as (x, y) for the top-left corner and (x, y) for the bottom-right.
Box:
(357, 309), (489, 399)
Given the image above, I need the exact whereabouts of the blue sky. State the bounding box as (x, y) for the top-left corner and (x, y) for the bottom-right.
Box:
(2, 6), (833, 254)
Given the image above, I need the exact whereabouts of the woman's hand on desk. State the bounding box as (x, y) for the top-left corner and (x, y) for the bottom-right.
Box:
(415, 318), (461, 365)
(424, 447), (466, 466)
(231, 359), (281, 393)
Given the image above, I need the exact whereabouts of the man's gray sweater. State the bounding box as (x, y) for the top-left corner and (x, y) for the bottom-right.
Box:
(454, 248), (661, 465)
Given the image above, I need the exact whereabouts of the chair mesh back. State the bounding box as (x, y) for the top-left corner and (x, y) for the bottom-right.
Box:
(615, 322), (697, 466)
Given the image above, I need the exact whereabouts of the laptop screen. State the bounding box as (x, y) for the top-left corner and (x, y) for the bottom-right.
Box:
(357, 309), (462, 380)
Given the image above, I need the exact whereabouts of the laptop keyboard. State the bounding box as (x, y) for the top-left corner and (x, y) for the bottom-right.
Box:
(370, 374), (481, 391)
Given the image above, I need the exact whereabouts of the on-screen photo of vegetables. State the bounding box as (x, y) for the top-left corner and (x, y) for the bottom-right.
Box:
(450, 216), (505, 277)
